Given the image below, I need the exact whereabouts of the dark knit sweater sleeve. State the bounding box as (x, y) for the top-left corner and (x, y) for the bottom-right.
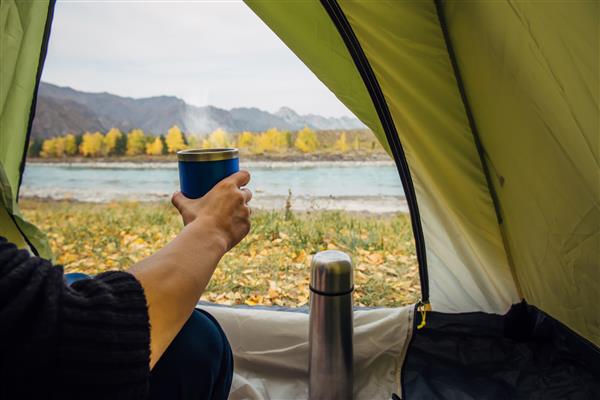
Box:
(0, 237), (150, 400)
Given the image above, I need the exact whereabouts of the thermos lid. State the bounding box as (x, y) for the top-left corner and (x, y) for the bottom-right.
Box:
(177, 148), (239, 162)
(310, 250), (354, 295)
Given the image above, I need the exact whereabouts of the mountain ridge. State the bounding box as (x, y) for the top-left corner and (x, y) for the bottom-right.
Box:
(31, 82), (365, 139)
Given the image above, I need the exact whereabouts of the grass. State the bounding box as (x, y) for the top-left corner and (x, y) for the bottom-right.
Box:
(20, 199), (420, 307)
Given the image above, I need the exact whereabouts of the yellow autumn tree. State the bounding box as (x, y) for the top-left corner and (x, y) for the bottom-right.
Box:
(80, 132), (105, 157)
(126, 129), (146, 156)
(64, 134), (77, 156)
(352, 135), (360, 152)
(165, 125), (186, 153)
(294, 127), (319, 153)
(53, 136), (66, 157)
(237, 131), (254, 149)
(333, 132), (349, 153)
(256, 128), (289, 153)
(145, 137), (164, 155)
(203, 128), (230, 149)
(104, 128), (122, 155)
(40, 138), (56, 158)
(186, 135), (199, 149)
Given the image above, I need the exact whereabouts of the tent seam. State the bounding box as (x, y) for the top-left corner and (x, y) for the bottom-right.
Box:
(433, 0), (524, 299)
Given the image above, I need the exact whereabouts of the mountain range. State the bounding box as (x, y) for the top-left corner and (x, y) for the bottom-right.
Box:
(31, 82), (365, 139)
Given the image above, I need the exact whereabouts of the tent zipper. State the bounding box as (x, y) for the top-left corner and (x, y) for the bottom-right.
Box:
(320, 0), (429, 305)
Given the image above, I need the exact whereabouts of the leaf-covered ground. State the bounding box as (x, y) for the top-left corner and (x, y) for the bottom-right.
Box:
(21, 200), (420, 307)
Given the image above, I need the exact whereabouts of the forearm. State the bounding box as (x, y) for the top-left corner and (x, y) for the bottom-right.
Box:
(128, 219), (227, 368)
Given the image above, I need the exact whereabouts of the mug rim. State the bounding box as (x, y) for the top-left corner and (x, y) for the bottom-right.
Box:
(177, 148), (239, 162)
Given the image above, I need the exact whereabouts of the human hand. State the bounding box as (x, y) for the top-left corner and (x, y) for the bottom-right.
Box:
(171, 171), (252, 252)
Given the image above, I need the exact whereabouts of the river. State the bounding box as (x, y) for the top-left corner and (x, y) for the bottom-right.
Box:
(20, 161), (407, 213)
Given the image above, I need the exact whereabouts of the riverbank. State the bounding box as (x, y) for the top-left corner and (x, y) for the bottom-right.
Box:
(25, 159), (396, 169)
(26, 151), (390, 164)
(21, 199), (420, 307)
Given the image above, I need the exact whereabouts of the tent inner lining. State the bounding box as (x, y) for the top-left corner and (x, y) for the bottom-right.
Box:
(433, 0), (523, 299)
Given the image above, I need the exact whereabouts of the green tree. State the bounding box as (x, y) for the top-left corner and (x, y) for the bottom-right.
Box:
(28, 138), (44, 157)
(159, 134), (169, 155)
(75, 133), (84, 150)
(294, 127), (319, 153)
(114, 132), (127, 155)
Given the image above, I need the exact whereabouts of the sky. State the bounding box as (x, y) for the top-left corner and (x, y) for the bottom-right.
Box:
(41, 0), (355, 118)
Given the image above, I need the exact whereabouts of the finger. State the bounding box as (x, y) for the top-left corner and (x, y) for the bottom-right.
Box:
(171, 191), (190, 213)
(240, 187), (253, 203)
(227, 170), (251, 188)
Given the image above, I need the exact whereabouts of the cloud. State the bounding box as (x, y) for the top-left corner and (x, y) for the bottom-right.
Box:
(41, 0), (355, 117)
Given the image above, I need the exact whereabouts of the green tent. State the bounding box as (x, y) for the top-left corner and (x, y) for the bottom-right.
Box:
(1, 0), (598, 398)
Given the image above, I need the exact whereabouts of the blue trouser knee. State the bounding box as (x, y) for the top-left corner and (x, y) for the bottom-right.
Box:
(149, 309), (234, 400)
(65, 274), (233, 400)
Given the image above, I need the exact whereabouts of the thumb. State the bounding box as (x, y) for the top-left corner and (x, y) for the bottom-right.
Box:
(171, 191), (191, 214)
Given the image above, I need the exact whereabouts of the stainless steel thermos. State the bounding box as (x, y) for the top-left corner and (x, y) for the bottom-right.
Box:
(309, 250), (354, 400)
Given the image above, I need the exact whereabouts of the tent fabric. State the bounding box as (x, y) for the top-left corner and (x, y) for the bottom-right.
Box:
(403, 302), (600, 399)
(247, 0), (520, 316)
(442, 0), (600, 347)
(200, 304), (414, 400)
(0, 0), (53, 259)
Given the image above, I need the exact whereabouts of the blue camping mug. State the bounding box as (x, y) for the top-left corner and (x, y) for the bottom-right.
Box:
(177, 148), (239, 199)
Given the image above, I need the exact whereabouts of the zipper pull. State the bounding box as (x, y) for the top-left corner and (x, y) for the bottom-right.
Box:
(416, 300), (431, 330)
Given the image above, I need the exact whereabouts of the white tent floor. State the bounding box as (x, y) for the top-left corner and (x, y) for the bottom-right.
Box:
(199, 304), (415, 400)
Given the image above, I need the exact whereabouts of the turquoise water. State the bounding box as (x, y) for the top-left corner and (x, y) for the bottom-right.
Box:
(21, 161), (406, 212)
